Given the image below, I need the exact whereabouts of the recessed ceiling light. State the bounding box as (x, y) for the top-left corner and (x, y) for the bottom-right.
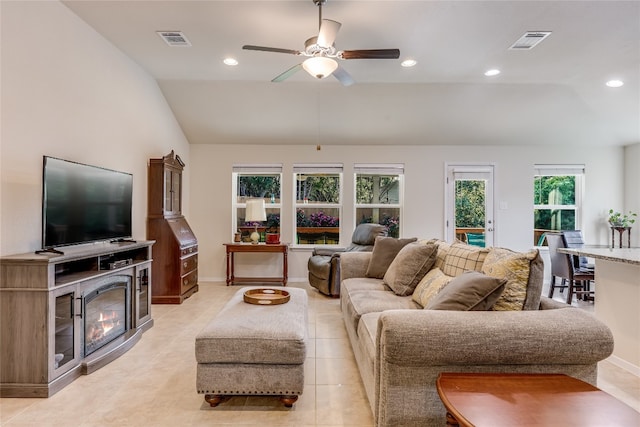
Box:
(223, 58), (238, 66)
(484, 69), (501, 77)
(401, 59), (417, 68)
(606, 79), (624, 88)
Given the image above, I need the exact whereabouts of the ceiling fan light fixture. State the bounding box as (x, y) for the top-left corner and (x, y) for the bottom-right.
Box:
(302, 56), (338, 79)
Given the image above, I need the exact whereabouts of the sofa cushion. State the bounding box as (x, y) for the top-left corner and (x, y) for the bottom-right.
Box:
(342, 285), (419, 333)
(341, 277), (390, 292)
(425, 271), (507, 311)
(365, 236), (417, 278)
(383, 242), (437, 296)
(482, 247), (542, 311)
(442, 243), (489, 277)
(411, 267), (453, 308)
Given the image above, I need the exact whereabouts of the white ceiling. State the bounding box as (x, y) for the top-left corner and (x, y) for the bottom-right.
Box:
(62, 0), (639, 147)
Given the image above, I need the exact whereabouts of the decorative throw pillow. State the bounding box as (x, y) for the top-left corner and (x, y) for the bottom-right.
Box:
(412, 267), (453, 307)
(365, 236), (417, 279)
(425, 271), (507, 311)
(427, 239), (451, 270)
(383, 243), (437, 296)
(442, 243), (489, 277)
(482, 247), (541, 311)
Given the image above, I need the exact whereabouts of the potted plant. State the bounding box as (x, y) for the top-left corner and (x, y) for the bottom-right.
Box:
(608, 209), (637, 228)
(265, 213), (280, 244)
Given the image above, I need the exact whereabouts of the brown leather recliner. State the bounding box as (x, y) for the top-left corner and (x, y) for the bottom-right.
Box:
(307, 223), (387, 297)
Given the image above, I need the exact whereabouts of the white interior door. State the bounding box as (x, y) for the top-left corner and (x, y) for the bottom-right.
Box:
(445, 164), (495, 247)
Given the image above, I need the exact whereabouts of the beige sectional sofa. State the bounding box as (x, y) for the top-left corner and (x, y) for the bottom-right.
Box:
(338, 238), (614, 427)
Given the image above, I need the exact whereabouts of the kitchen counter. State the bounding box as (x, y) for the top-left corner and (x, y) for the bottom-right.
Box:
(559, 246), (640, 375)
(559, 246), (640, 265)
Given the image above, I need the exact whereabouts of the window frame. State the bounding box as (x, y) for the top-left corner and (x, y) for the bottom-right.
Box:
(354, 163), (404, 238)
(292, 163), (343, 247)
(232, 164), (283, 243)
(533, 164), (585, 244)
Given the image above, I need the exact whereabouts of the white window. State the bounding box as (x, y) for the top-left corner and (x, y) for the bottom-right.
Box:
(293, 163), (343, 246)
(534, 164), (585, 245)
(354, 163), (404, 238)
(232, 164), (282, 243)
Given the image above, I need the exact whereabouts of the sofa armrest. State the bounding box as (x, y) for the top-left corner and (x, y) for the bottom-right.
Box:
(538, 295), (572, 310)
(339, 252), (372, 281)
(377, 308), (613, 367)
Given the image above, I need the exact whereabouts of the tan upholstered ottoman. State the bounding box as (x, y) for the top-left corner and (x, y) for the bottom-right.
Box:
(195, 286), (308, 407)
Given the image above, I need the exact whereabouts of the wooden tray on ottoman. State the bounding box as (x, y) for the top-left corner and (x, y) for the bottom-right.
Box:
(243, 288), (290, 305)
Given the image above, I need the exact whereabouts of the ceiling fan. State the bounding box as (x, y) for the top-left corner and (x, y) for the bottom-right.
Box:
(243, 0), (400, 86)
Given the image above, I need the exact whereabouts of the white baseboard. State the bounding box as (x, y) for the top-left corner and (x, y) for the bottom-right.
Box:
(605, 355), (640, 377)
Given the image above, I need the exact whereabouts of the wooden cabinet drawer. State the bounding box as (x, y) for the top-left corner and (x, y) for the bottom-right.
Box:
(181, 269), (198, 293)
(180, 254), (197, 276)
(180, 245), (197, 257)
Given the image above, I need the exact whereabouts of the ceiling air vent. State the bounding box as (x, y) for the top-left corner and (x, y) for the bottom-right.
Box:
(509, 31), (551, 50)
(157, 31), (191, 47)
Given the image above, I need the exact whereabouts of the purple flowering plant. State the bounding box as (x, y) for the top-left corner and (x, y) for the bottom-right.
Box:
(297, 209), (339, 227)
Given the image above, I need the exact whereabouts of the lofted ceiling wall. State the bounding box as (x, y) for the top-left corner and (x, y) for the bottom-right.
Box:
(62, 0), (639, 147)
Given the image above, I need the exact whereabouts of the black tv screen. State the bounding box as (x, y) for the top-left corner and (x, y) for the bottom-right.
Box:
(42, 156), (133, 249)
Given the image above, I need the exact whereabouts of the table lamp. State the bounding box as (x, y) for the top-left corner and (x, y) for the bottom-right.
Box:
(245, 198), (266, 244)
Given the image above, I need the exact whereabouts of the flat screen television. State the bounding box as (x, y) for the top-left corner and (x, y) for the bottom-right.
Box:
(42, 156), (133, 250)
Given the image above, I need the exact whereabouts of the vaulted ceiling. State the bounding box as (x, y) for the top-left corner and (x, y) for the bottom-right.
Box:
(62, 1), (639, 147)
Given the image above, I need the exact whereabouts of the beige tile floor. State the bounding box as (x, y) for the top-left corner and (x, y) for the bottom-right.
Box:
(1, 281), (639, 426)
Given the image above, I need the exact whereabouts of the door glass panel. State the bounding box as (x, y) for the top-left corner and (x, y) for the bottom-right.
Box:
(54, 293), (75, 369)
(455, 179), (486, 247)
(446, 166), (494, 246)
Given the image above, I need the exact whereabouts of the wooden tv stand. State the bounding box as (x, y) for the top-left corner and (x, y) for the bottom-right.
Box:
(0, 241), (154, 397)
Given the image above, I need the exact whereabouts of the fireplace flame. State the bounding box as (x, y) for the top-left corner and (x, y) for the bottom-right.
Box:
(89, 311), (122, 341)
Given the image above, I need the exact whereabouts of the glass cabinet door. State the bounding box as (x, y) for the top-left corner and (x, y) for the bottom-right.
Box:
(53, 290), (80, 372)
(164, 168), (182, 216)
(135, 265), (152, 327)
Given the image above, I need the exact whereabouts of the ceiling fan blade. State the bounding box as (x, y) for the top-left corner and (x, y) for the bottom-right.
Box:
(340, 49), (401, 60)
(317, 19), (341, 48)
(333, 65), (355, 87)
(272, 63), (303, 83)
(243, 45), (301, 56)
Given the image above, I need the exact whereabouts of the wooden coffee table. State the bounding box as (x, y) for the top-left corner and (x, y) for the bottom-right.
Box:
(436, 372), (640, 427)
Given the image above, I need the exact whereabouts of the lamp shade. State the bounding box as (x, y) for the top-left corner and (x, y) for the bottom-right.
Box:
(302, 56), (338, 79)
(245, 199), (266, 222)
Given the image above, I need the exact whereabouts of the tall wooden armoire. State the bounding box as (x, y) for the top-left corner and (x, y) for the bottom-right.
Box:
(147, 151), (198, 304)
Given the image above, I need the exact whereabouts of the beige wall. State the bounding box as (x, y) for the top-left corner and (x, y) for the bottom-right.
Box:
(0, 1), (631, 283)
(1, 1), (190, 255)
(189, 144), (625, 282)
